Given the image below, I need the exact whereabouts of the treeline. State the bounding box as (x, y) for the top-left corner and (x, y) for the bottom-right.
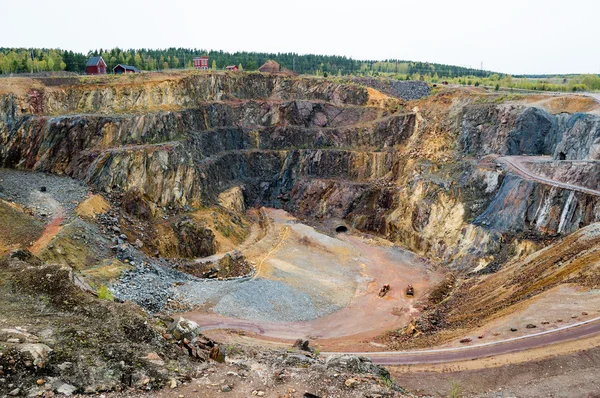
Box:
(424, 73), (600, 92)
(0, 47), (499, 78)
(4, 47), (599, 92)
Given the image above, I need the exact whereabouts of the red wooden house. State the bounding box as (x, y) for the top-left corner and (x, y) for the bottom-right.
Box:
(193, 56), (209, 70)
(225, 65), (239, 72)
(86, 56), (107, 75)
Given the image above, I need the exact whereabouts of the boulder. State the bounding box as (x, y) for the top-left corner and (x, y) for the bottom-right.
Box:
(20, 343), (52, 368)
(325, 355), (389, 378)
(292, 339), (314, 353)
(168, 317), (201, 341)
(282, 354), (316, 367)
(56, 383), (77, 396)
(344, 378), (360, 388)
(209, 345), (225, 363)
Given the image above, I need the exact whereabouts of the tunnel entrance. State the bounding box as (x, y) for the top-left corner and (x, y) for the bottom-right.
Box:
(559, 152), (567, 160)
(335, 225), (348, 233)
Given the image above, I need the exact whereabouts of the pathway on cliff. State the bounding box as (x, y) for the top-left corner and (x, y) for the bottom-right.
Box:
(497, 155), (600, 197)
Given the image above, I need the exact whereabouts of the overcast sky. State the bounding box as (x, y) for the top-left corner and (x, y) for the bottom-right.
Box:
(4, 0), (599, 75)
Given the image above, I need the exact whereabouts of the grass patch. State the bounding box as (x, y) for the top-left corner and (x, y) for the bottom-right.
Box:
(97, 285), (114, 301)
(449, 381), (463, 398)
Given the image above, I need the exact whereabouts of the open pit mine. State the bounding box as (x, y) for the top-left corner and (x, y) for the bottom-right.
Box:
(2, 72), (600, 397)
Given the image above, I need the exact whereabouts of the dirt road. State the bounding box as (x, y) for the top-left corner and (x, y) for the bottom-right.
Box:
(497, 155), (600, 197)
(324, 316), (600, 365)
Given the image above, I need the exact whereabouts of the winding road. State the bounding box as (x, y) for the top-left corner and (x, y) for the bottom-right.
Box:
(497, 155), (600, 197)
(324, 316), (600, 365)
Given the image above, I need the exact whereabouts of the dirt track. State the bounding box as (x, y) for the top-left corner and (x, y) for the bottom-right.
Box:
(327, 316), (600, 365)
(498, 155), (600, 196)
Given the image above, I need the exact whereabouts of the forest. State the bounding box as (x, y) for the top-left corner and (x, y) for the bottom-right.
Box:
(0, 47), (494, 78)
(2, 47), (599, 92)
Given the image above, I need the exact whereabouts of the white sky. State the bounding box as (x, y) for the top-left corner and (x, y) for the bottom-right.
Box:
(4, 0), (599, 75)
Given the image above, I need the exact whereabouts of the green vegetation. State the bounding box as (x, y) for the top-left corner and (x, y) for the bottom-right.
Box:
(379, 375), (393, 388)
(0, 47), (496, 77)
(97, 284), (114, 301)
(449, 381), (463, 398)
(426, 73), (600, 92)
(2, 47), (599, 92)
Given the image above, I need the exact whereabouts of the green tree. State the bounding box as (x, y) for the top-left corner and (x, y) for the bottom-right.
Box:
(211, 60), (217, 70)
(246, 60), (258, 70)
(134, 54), (143, 69)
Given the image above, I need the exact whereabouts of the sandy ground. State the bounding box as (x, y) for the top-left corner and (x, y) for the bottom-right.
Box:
(178, 209), (444, 350)
(438, 284), (600, 348)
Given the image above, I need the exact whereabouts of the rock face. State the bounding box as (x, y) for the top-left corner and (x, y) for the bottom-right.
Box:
(218, 186), (245, 213)
(554, 113), (600, 160)
(474, 174), (600, 236)
(460, 104), (600, 161)
(172, 218), (217, 258)
(3, 74), (600, 272)
(460, 105), (561, 157)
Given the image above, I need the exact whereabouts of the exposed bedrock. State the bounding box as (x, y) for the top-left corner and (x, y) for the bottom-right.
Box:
(460, 103), (600, 161)
(0, 104), (411, 171)
(3, 76), (600, 272)
(0, 73), (369, 118)
(474, 174), (600, 236)
(554, 113), (600, 160)
(460, 105), (561, 157)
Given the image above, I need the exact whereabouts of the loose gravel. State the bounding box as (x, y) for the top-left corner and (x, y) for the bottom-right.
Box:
(0, 168), (89, 220)
(110, 255), (193, 313)
(352, 77), (431, 100)
(176, 277), (341, 322)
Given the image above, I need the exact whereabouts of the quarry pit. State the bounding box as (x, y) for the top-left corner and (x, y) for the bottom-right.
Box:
(3, 71), (600, 396)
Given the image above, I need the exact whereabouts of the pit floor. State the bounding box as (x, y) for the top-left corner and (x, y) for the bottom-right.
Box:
(177, 209), (445, 350)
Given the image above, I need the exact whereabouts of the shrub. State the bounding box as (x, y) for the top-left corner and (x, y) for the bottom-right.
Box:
(97, 285), (114, 301)
(449, 381), (463, 398)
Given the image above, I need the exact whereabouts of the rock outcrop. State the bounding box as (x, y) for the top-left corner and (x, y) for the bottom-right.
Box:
(3, 74), (600, 272)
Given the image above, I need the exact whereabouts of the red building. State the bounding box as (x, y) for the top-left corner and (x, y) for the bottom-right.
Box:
(193, 56), (209, 70)
(113, 64), (140, 74)
(86, 56), (107, 75)
(225, 65), (239, 72)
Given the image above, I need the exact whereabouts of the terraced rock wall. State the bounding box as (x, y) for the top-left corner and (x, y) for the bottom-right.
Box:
(3, 75), (600, 272)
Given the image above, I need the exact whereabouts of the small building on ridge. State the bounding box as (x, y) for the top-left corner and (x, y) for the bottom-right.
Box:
(193, 56), (209, 70)
(113, 64), (140, 74)
(86, 56), (107, 75)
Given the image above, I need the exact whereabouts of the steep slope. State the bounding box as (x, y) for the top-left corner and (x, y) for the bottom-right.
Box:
(2, 73), (600, 275)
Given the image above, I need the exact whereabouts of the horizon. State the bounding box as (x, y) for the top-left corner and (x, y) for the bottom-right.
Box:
(4, 0), (600, 75)
(5, 46), (600, 77)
